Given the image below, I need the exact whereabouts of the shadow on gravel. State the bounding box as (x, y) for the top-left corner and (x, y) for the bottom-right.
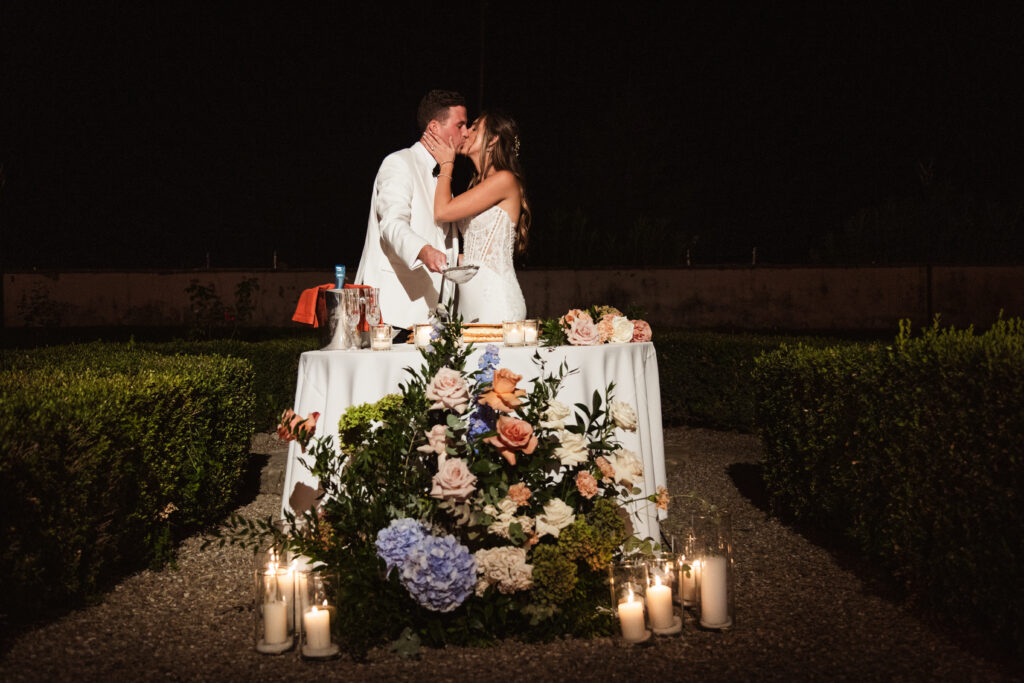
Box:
(231, 450), (270, 509)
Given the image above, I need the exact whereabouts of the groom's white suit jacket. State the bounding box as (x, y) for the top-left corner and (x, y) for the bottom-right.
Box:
(355, 142), (456, 329)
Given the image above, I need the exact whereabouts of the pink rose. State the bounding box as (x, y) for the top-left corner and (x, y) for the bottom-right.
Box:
(430, 455), (477, 501)
(596, 314), (616, 343)
(575, 471), (598, 499)
(566, 315), (601, 346)
(426, 367), (471, 414)
(484, 416), (539, 465)
(278, 409), (320, 452)
(416, 424), (449, 456)
(631, 320), (653, 342)
(277, 409), (296, 441)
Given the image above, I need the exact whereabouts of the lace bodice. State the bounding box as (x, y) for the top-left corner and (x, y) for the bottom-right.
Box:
(459, 205), (516, 274)
(456, 205), (526, 323)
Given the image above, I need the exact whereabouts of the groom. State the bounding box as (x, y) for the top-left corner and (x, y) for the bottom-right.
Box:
(354, 89), (469, 329)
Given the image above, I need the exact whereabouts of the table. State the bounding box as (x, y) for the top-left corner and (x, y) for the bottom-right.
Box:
(281, 342), (667, 541)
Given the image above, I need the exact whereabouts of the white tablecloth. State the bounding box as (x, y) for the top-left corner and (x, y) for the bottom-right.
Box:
(281, 342), (667, 541)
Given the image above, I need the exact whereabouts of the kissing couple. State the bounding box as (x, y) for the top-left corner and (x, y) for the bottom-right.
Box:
(354, 89), (531, 330)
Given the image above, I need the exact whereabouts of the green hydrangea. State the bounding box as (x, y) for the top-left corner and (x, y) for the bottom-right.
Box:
(557, 499), (626, 572)
(337, 393), (404, 454)
(530, 544), (578, 606)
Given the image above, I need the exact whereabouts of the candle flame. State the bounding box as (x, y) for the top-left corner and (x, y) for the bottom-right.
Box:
(626, 588), (635, 603)
(654, 575), (662, 587)
(322, 599), (328, 607)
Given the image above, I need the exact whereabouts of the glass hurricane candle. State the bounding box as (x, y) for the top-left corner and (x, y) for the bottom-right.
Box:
(254, 551), (294, 654)
(609, 559), (650, 643)
(646, 555), (681, 633)
(522, 319), (539, 346)
(300, 572), (340, 659)
(414, 323), (433, 349)
(695, 511), (735, 631)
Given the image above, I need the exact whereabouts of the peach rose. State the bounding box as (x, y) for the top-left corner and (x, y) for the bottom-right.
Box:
(508, 482), (532, 507)
(430, 455), (477, 501)
(478, 368), (527, 413)
(278, 409), (320, 452)
(595, 455), (616, 481)
(596, 314), (616, 343)
(631, 319), (653, 343)
(484, 416), (539, 465)
(426, 367), (471, 414)
(416, 424), (449, 456)
(575, 471), (599, 499)
(656, 486), (670, 511)
(566, 315), (601, 346)
(560, 308), (588, 327)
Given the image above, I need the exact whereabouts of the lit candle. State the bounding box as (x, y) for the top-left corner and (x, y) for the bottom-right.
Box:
(523, 319), (538, 345)
(618, 589), (647, 642)
(371, 324), (392, 351)
(681, 558), (700, 604)
(303, 602), (332, 650)
(503, 321), (523, 346)
(277, 563), (295, 629)
(646, 574), (674, 630)
(700, 555), (730, 627)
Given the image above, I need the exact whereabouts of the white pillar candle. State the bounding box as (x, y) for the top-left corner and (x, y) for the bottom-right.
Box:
(700, 555), (730, 626)
(503, 322), (524, 346)
(646, 575), (674, 629)
(618, 590), (647, 642)
(277, 566), (295, 630)
(681, 558), (700, 603)
(303, 604), (331, 650)
(263, 600), (289, 644)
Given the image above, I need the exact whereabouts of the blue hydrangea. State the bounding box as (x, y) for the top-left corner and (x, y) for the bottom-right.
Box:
(399, 534), (477, 613)
(375, 518), (428, 574)
(474, 343), (501, 384)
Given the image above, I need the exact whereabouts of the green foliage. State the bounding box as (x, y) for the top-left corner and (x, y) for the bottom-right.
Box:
(655, 329), (857, 431)
(0, 343), (255, 626)
(185, 277), (261, 339)
(336, 393), (405, 455)
(753, 317), (1024, 654)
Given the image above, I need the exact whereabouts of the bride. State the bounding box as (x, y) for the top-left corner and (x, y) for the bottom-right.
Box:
(422, 110), (530, 323)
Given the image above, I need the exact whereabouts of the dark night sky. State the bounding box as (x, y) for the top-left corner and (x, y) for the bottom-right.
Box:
(2, 2), (1022, 269)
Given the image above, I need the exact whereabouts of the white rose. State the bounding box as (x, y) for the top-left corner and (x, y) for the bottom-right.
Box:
(609, 449), (644, 487)
(609, 400), (638, 431)
(609, 315), (635, 344)
(497, 496), (519, 517)
(540, 399), (571, 430)
(535, 498), (576, 538)
(554, 430), (589, 467)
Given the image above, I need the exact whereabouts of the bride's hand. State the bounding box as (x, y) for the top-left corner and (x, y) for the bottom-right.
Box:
(421, 129), (457, 166)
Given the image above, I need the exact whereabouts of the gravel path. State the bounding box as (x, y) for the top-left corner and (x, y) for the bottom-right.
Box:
(1, 429), (1017, 681)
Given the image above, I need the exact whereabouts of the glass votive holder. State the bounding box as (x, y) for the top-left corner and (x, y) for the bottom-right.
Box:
(300, 571), (340, 660)
(646, 555), (682, 634)
(370, 324), (392, 351)
(502, 320), (524, 346)
(695, 511), (735, 631)
(254, 551), (295, 654)
(414, 323), (433, 349)
(609, 559), (650, 643)
(522, 319), (539, 346)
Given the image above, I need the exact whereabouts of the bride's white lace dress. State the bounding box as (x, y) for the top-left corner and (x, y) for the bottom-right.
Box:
(457, 205), (527, 323)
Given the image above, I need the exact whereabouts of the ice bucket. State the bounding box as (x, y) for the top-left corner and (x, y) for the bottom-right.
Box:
(318, 288), (347, 349)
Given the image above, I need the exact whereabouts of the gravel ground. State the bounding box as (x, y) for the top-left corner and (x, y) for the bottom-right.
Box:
(1, 429), (1018, 682)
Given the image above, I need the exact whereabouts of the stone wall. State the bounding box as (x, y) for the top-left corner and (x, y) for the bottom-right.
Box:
(4, 266), (1022, 332)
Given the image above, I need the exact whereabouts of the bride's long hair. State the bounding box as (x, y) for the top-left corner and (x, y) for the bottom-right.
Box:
(469, 110), (532, 255)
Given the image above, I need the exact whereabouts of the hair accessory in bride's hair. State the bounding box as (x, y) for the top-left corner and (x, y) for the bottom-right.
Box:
(513, 135), (520, 158)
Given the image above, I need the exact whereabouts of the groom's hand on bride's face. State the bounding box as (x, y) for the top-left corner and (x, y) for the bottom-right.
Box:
(418, 245), (448, 273)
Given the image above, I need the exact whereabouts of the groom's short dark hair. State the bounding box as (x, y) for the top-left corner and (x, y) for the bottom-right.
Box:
(417, 90), (466, 132)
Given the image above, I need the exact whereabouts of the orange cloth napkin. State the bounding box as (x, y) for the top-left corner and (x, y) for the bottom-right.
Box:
(292, 283), (333, 326)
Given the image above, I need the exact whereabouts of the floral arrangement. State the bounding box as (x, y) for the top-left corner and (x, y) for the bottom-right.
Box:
(540, 304), (653, 347)
(224, 304), (667, 657)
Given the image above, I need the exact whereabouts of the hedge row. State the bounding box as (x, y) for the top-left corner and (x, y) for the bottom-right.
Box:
(653, 330), (857, 431)
(753, 319), (1024, 652)
(0, 344), (256, 625)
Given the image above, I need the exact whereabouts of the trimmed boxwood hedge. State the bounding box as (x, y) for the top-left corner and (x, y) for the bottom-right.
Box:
(0, 344), (255, 625)
(753, 318), (1024, 653)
